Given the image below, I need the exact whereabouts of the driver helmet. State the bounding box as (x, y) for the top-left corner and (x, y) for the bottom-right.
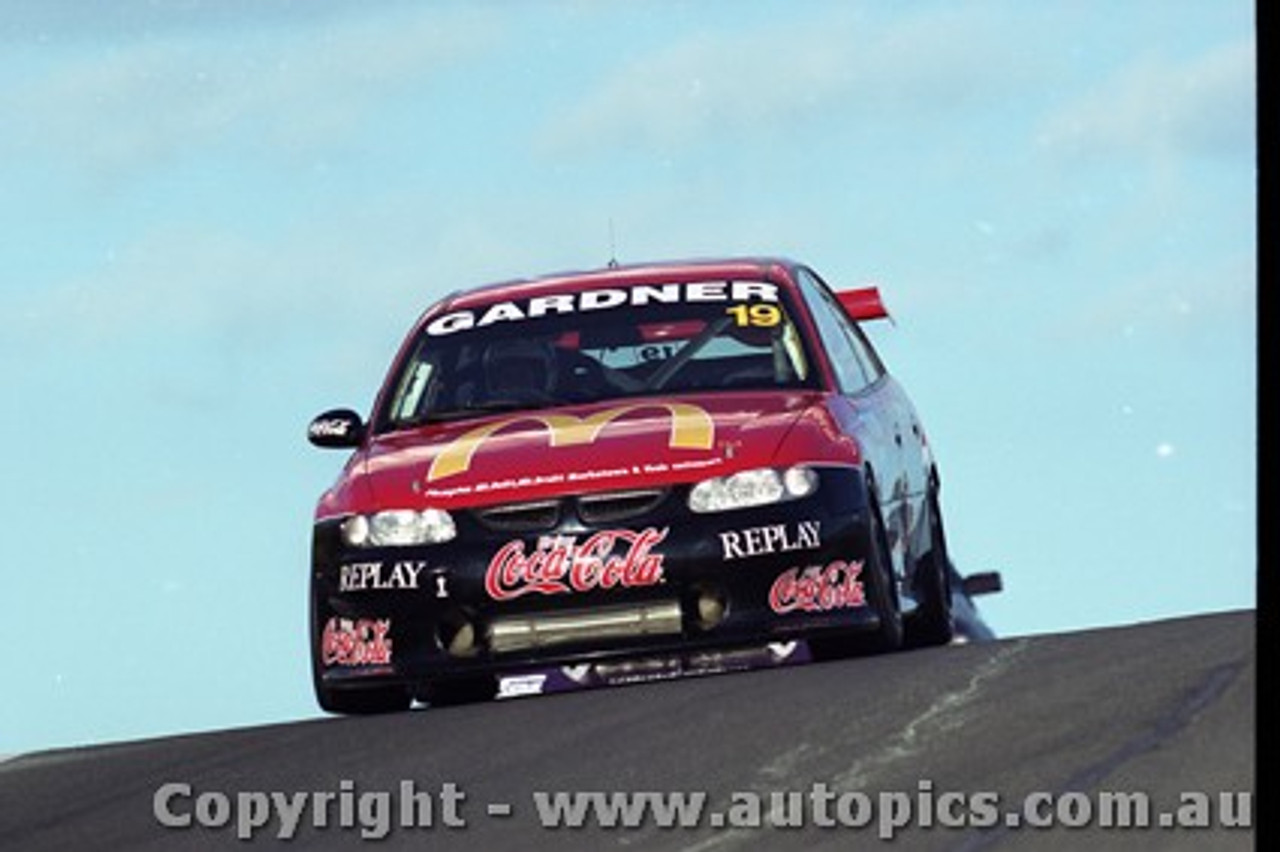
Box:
(482, 337), (558, 397)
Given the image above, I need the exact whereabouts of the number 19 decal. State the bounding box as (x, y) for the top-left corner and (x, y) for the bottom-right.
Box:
(726, 304), (782, 328)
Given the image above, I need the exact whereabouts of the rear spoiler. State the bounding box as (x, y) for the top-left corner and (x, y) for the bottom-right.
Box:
(835, 287), (890, 322)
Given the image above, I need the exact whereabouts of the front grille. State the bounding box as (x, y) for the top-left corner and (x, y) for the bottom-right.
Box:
(471, 487), (670, 533)
(472, 500), (561, 532)
(577, 489), (668, 525)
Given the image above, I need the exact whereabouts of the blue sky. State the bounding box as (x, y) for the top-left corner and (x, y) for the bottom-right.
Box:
(0, 1), (1254, 755)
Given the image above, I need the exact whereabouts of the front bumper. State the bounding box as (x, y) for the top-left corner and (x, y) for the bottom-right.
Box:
(311, 467), (880, 692)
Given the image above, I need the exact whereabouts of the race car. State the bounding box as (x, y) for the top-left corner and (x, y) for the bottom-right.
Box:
(307, 257), (990, 713)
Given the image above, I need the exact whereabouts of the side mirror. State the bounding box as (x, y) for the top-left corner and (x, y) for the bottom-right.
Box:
(307, 408), (366, 449)
(961, 571), (1004, 597)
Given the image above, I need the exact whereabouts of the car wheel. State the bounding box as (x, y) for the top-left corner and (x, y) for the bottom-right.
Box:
(810, 487), (903, 659)
(905, 486), (955, 648)
(862, 491), (905, 653)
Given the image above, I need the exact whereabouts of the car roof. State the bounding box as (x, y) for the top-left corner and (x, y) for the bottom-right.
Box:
(440, 256), (802, 311)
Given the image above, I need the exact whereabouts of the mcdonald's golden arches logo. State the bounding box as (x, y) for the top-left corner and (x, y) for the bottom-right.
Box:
(427, 402), (715, 482)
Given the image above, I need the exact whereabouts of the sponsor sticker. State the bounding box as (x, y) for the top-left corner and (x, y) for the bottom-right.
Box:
(427, 402), (715, 482)
(338, 561), (427, 592)
(496, 673), (548, 699)
(420, 457), (725, 501)
(538, 643), (812, 692)
(766, 641), (801, 661)
(425, 282), (779, 337)
(485, 528), (668, 601)
(768, 560), (865, 614)
(720, 520), (821, 561)
(321, 617), (393, 666)
(308, 418), (354, 439)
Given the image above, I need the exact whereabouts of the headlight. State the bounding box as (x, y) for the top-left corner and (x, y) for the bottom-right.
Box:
(341, 508), (456, 547)
(687, 466), (818, 513)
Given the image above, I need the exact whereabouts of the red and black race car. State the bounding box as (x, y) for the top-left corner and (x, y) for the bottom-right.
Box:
(307, 257), (998, 713)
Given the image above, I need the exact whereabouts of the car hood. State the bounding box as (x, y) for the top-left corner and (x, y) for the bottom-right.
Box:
(340, 392), (831, 512)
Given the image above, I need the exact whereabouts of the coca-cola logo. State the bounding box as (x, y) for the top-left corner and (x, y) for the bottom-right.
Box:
(768, 560), (865, 614)
(321, 617), (393, 666)
(309, 418), (352, 438)
(485, 528), (668, 601)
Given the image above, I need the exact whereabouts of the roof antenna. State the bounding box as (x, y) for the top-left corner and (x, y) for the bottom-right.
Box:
(607, 218), (619, 268)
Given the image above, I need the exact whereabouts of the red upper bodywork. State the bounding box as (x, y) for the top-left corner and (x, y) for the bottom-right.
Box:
(314, 258), (887, 520)
(316, 391), (860, 518)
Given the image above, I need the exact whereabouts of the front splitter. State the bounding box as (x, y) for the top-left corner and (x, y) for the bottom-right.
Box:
(491, 640), (813, 699)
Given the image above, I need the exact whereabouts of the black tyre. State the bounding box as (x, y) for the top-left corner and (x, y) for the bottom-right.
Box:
(861, 491), (905, 653)
(810, 487), (903, 659)
(905, 485), (954, 648)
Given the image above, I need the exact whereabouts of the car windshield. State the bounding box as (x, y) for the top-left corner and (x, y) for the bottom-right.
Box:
(376, 280), (818, 432)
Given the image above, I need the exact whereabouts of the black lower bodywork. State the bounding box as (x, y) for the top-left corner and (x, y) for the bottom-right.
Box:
(310, 467), (957, 713)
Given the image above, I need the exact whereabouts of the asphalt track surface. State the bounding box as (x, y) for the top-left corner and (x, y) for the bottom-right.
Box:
(0, 609), (1254, 851)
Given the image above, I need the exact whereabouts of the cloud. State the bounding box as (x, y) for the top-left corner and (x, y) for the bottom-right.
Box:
(1035, 37), (1255, 162)
(1049, 248), (1255, 343)
(4, 219), (403, 361)
(1, 5), (503, 178)
(0, 0), (414, 41)
(539, 4), (1049, 154)
(543, 26), (849, 151)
